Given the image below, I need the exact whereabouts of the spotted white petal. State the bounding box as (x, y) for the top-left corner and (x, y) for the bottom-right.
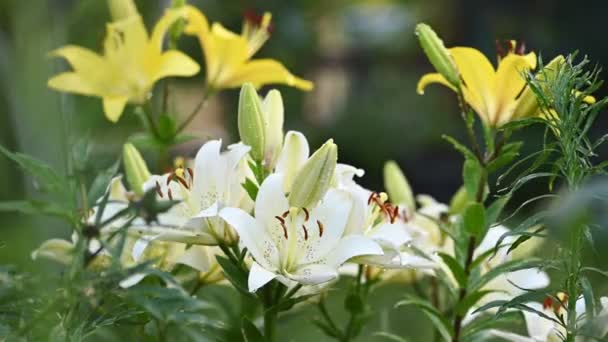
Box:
(248, 261), (279, 292)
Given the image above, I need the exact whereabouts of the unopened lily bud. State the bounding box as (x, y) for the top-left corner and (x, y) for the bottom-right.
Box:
(108, 0), (138, 21)
(383, 161), (415, 214)
(123, 143), (151, 196)
(288, 139), (337, 208)
(238, 83), (265, 163)
(415, 23), (460, 88)
(261, 89), (284, 169)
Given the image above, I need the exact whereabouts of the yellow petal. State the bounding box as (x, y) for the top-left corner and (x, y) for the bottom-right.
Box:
(104, 15), (148, 61)
(450, 47), (496, 123)
(416, 72), (456, 95)
(203, 23), (251, 87)
(151, 50), (200, 83)
(103, 96), (129, 122)
(182, 6), (213, 72)
(150, 7), (187, 53)
(494, 52), (536, 125)
(48, 72), (97, 96)
(224, 59), (313, 90)
(50, 45), (105, 72)
(511, 86), (539, 120)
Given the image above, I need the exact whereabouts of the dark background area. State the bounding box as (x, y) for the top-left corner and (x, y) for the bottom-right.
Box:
(1, 0), (608, 340)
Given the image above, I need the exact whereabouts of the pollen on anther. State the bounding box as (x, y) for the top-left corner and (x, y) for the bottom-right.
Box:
(317, 220), (324, 237)
(302, 208), (310, 221)
(302, 224), (308, 240)
(168, 188), (173, 200)
(543, 296), (553, 310)
(166, 173), (173, 186)
(275, 215), (285, 224)
(281, 210), (289, 218)
(187, 167), (194, 181)
(155, 181), (164, 198)
(280, 222), (288, 239)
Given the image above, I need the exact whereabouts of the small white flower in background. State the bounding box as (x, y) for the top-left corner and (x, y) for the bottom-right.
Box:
(219, 173), (383, 292)
(489, 294), (608, 342)
(142, 139), (253, 246)
(461, 225), (550, 324)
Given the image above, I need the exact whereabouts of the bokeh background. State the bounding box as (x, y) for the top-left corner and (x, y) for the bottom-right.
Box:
(2, 0), (608, 340)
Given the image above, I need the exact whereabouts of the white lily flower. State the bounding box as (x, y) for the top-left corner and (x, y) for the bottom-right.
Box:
(142, 139), (253, 246)
(333, 164), (413, 268)
(489, 296), (608, 342)
(219, 173), (383, 292)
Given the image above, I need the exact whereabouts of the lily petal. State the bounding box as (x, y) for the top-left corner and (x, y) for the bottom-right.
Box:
(450, 47), (496, 123)
(255, 174), (289, 233)
(275, 131), (309, 192)
(219, 207), (279, 269)
(102, 95), (129, 122)
(249, 261), (278, 292)
(494, 52), (536, 126)
(176, 246), (212, 272)
(152, 50), (200, 83)
(226, 59), (313, 90)
(289, 263), (338, 285)
(325, 235), (383, 268)
(416, 72), (456, 95)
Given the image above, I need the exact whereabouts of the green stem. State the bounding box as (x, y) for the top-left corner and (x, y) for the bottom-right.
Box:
(176, 85), (215, 134)
(264, 307), (277, 342)
(141, 101), (161, 139)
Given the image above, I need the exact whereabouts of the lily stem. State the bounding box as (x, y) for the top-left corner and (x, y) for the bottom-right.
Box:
(176, 85), (216, 134)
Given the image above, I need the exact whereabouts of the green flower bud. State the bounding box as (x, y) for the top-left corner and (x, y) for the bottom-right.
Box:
(383, 161), (415, 213)
(238, 83), (265, 163)
(108, 0), (138, 21)
(261, 89), (284, 169)
(123, 143), (151, 196)
(415, 23), (460, 87)
(288, 139), (337, 208)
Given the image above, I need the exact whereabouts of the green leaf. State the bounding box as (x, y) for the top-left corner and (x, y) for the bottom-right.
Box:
(312, 319), (341, 338)
(266, 294), (316, 315)
(157, 114), (177, 142)
(485, 196), (509, 226)
(463, 159), (483, 201)
(373, 332), (409, 342)
(461, 311), (521, 340)
(0, 144), (70, 200)
(0, 200), (73, 221)
(455, 290), (494, 316)
(442, 135), (477, 161)
(437, 252), (467, 288)
(468, 258), (545, 293)
(215, 255), (254, 298)
(448, 186), (470, 215)
(241, 317), (266, 342)
(580, 276), (596, 320)
(463, 202), (486, 239)
(396, 296), (453, 340)
(242, 178), (259, 202)
(87, 160), (120, 205)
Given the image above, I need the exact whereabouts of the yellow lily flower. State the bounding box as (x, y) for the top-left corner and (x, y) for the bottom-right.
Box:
(181, 6), (313, 91)
(417, 41), (537, 127)
(48, 7), (200, 122)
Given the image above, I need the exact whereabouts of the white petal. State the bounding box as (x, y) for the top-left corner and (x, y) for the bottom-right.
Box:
(308, 189), (353, 261)
(119, 273), (147, 288)
(219, 207), (279, 269)
(132, 236), (157, 261)
(175, 246), (212, 272)
(474, 225), (511, 260)
(334, 163), (365, 186)
(342, 186), (368, 236)
(398, 252), (438, 269)
(249, 261), (278, 292)
(193, 201), (220, 218)
(486, 329), (536, 342)
(289, 263), (338, 285)
(507, 268), (550, 290)
(225, 142), (251, 171)
(192, 139), (222, 201)
(325, 235), (383, 268)
(369, 222), (411, 250)
(255, 174), (289, 229)
(275, 131), (309, 192)
(522, 302), (556, 341)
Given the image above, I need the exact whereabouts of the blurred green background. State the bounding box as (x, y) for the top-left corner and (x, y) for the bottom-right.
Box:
(2, 0), (608, 340)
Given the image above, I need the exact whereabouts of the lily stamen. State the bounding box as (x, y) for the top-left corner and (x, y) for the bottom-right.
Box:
(317, 220), (324, 237)
(301, 224), (308, 240)
(302, 207), (310, 221)
(155, 181), (164, 198)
